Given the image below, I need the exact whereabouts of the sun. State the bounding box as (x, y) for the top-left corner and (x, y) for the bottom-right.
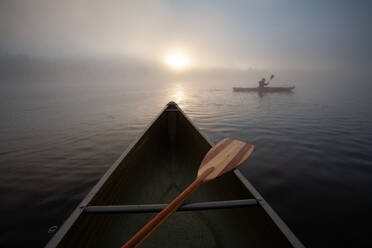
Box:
(165, 52), (189, 70)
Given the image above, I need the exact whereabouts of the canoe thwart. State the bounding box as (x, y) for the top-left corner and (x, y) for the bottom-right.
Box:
(82, 199), (257, 214)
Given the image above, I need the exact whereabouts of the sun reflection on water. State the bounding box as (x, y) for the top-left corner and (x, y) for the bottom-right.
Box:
(169, 83), (185, 104)
(174, 88), (184, 103)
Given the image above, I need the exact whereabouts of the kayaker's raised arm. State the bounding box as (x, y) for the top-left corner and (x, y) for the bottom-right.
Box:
(265, 74), (274, 86)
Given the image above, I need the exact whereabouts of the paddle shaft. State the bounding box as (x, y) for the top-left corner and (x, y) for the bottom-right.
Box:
(121, 167), (214, 248)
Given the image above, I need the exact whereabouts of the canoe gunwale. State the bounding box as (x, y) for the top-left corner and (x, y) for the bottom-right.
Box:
(45, 103), (172, 248)
(234, 170), (305, 248)
(174, 102), (305, 248)
(45, 101), (305, 248)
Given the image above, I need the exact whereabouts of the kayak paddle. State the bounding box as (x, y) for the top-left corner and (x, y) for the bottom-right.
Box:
(121, 138), (254, 248)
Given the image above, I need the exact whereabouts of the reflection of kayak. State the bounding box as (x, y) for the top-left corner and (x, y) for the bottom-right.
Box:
(233, 86), (295, 92)
(45, 101), (304, 248)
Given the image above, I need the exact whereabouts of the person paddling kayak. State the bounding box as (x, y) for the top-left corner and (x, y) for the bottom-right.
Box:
(258, 74), (274, 88)
(258, 78), (268, 88)
(233, 74), (296, 92)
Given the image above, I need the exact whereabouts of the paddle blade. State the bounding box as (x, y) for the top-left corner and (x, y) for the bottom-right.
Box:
(197, 138), (254, 182)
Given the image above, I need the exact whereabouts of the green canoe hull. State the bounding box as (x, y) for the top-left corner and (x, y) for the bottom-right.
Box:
(46, 102), (304, 248)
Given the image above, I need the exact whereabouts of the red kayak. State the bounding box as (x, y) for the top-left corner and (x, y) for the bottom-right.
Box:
(233, 86), (295, 92)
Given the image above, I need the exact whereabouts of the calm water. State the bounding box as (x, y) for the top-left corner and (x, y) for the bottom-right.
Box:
(1, 76), (372, 247)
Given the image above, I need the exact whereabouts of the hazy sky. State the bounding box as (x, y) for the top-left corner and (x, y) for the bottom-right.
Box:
(1, 0), (371, 72)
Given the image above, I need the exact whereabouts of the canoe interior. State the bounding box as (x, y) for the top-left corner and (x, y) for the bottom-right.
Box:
(54, 103), (294, 248)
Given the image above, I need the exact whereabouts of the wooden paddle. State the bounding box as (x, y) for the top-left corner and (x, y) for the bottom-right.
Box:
(121, 138), (254, 248)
